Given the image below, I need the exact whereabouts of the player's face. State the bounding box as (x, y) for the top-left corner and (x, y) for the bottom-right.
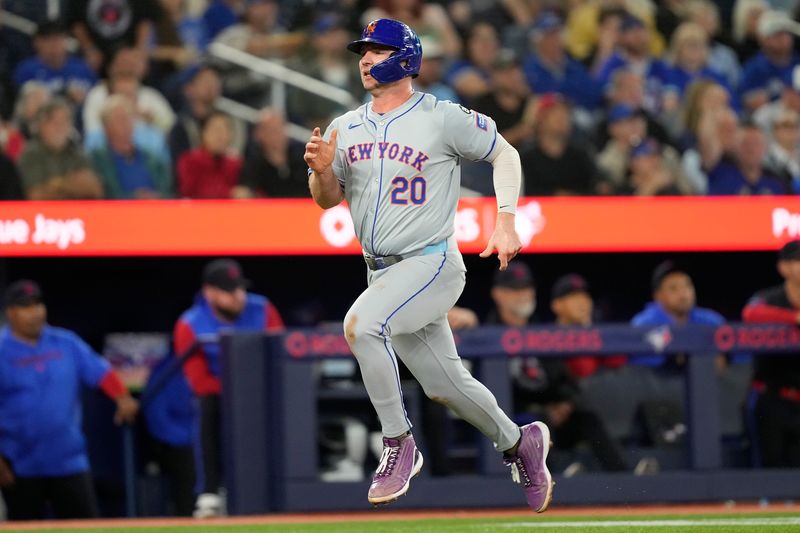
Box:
(779, 259), (800, 285)
(552, 292), (593, 326)
(6, 303), (47, 341)
(204, 286), (247, 321)
(358, 44), (396, 90)
(655, 272), (696, 317)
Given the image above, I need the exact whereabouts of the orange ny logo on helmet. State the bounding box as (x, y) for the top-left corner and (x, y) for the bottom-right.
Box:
(365, 20), (378, 36)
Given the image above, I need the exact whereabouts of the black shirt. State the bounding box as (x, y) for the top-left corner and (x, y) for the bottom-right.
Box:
(0, 152), (24, 200)
(521, 142), (599, 196)
(239, 145), (309, 198)
(748, 285), (800, 390)
(67, 0), (158, 53)
(472, 92), (525, 137)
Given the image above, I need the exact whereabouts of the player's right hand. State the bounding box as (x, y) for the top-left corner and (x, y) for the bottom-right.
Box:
(0, 456), (15, 487)
(304, 127), (338, 174)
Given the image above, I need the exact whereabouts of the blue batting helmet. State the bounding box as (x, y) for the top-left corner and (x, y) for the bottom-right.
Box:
(347, 19), (422, 84)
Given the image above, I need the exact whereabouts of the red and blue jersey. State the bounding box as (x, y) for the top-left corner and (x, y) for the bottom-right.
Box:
(0, 325), (125, 477)
(174, 293), (284, 396)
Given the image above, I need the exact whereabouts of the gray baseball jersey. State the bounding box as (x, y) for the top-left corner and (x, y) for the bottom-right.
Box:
(325, 92), (520, 453)
(323, 92), (498, 256)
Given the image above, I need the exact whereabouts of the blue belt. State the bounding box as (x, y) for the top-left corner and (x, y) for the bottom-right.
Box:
(364, 240), (448, 271)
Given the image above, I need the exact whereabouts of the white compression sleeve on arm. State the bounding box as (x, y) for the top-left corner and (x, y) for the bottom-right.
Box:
(485, 133), (521, 214)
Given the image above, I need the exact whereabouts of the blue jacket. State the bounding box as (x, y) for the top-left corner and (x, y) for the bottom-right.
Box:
(595, 53), (671, 113)
(175, 293), (278, 395)
(631, 302), (724, 367)
(13, 56), (96, 93)
(739, 52), (800, 103)
(0, 325), (112, 477)
(142, 355), (194, 447)
(523, 54), (602, 109)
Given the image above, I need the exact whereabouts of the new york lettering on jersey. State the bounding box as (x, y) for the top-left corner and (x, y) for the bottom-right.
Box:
(324, 93), (497, 257)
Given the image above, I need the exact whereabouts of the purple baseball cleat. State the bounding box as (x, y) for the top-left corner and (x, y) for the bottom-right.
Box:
(504, 421), (554, 513)
(367, 435), (424, 505)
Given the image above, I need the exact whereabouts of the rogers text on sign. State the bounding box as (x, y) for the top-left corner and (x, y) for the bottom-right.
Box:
(0, 214), (85, 250)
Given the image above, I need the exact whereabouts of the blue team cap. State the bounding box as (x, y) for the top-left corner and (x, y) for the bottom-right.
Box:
(314, 13), (341, 33)
(4, 280), (43, 308)
(608, 104), (637, 123)
(621, 14), (645, 32)
(531, 12), (563, 35)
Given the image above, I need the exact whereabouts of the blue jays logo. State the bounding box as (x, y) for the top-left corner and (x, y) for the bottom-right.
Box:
(645, 326), (673, 353)
(365, 21), (378, 36)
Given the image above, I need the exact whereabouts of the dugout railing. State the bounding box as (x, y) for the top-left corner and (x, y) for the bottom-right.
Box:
(210, 323), (800, 514)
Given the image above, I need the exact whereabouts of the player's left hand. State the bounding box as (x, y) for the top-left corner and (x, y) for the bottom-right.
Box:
(480, 212), (522, 271)
(114, 395), (140, 425)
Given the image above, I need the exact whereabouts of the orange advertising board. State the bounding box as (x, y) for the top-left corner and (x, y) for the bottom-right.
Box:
(1, 197), (799, 256)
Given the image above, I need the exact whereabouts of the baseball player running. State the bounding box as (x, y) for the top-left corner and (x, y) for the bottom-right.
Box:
(305, 19), (553, 512)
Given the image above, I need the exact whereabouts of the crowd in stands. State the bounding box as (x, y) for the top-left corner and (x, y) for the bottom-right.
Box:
(2, 0), (800, 200)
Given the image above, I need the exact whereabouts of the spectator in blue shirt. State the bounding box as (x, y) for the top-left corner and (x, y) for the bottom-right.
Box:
(738, 10), (800, 113)
(595, 14), (671, 115)
(631, 262), (725, 369)
(707, 122), (786, 195)
(523, 12), (601, 111)
(444, 22), (498, 104)
(662, 22), (732, 114)
(13, 21), (96, 107)
(0, 280), (138, 520)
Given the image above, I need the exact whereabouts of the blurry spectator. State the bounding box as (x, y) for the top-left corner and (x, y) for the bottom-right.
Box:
(17, 99), (104, 200)
(594, 69), (672, 150)
(595, 13), (671, 115)
(83, 48), (176, 135)
(597, 104), (646, 190)
(238, 109), (308, 198)
(287, 14), (364, 127)
(0, 151), (23, 200)
(520, 95), (600, 195)
(362, 0), (462, 58)
(0, 280), (138, 520)
(763, 109), (800, 192)
(732, 0), (768, 62)
(550, 273), (627, 380)
(11, 81), (51, 141)
(202, 0), (246, 41)
(213, 0), (305, 58)
(90, 96), (172, 199)
(742, 240), (800, 468)
(13, 21), (97, 107)
(675, 79), (731, 149)
(445, 22), (499, 103)
(485, 263), (628, 473)
(662, 22), (732, 115)
(585, 6), (626, 75)
(754, 65), (800, 135)
(631, 261), (724, 369)
(68, 0), (159, 74)
(169, 65), (247, 165)
(683, 107), (740, 194)
(141, 354), (195, 516)
(174, 259), (284, 517)
(150, 0), (205, 85)
(472, 50), (534, 148)
(523, 12), (602, 111)
(84, 73), (172, 166)
(566, 0), (665, 62)
(707, 122), (786, 195)
(624, 139), (685, 196)
(738, 10), (800, 113)
(685, 0), (741, 88)
(413, 38), (458, 103)
(177, 112), (242, 199)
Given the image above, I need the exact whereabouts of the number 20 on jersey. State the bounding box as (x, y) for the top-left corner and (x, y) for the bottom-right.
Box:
(391, 176), (427, 205)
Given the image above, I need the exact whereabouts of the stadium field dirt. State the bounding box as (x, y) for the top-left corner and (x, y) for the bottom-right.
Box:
(1, 503), (798, 532)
